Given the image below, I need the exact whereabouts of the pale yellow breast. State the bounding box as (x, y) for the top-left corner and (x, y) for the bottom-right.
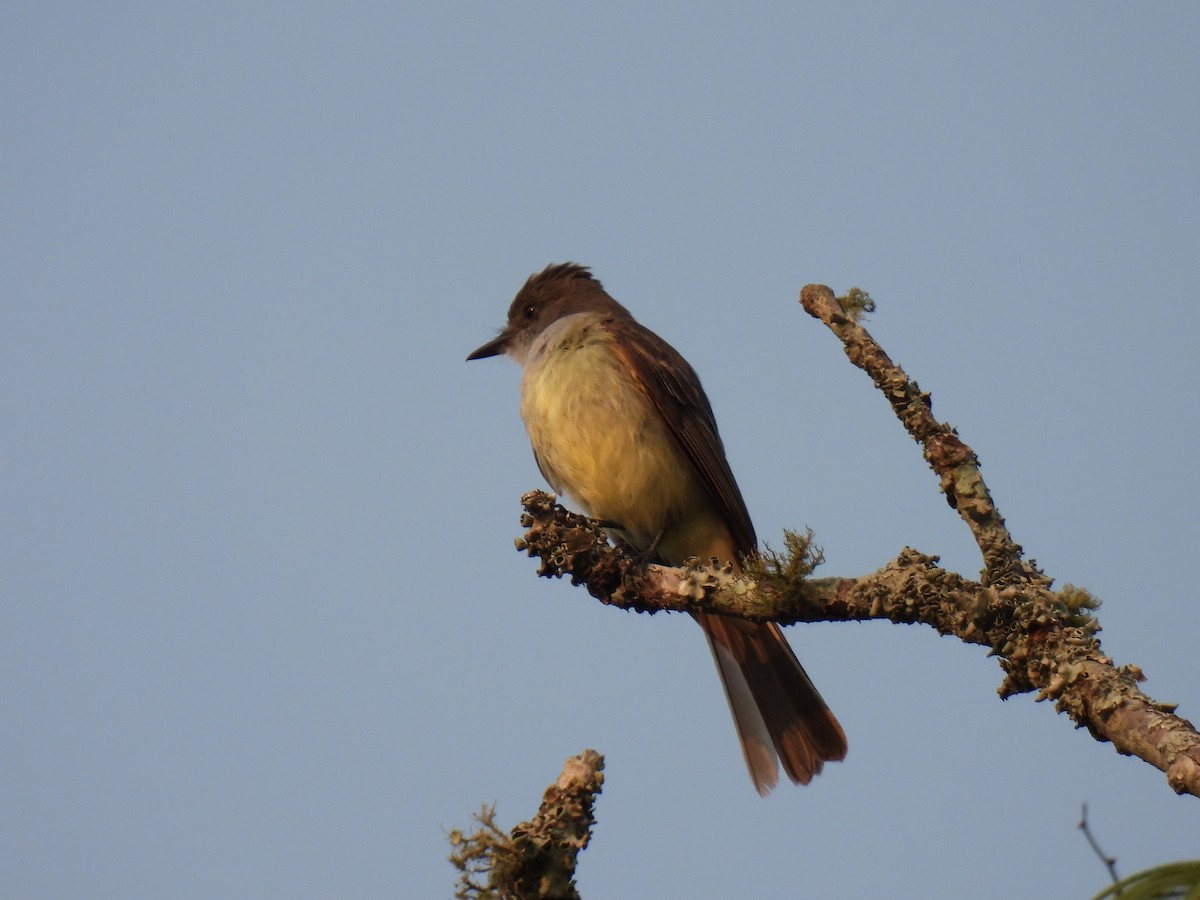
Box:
(519, 314), (733, 563)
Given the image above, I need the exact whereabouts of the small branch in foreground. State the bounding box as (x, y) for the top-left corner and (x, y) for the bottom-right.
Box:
(450, 750), (604, 900)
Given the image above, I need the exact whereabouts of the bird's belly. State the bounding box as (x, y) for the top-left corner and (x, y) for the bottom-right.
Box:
(520, 339), (699, 550)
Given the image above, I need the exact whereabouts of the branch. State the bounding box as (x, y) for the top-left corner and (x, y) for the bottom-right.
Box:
(1078, 802), (1120, 885)
(800, 284), (1034, 587)
(506, 285), (1200, 800)
(450, 750), (604, 899)
(799, 284), (1200, 798)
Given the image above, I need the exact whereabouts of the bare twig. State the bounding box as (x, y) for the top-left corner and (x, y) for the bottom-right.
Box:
(1078, 803), (1120, 885)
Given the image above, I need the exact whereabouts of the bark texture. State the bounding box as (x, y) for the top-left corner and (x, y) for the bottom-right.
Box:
(450, 750), (604, 899)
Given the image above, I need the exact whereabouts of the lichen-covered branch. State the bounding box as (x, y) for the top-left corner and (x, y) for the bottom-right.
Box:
(450, 749), (604, 899)
(800, 284), (1036, 587)
(505, 284), (1200, 801)
(797, 284), (1200, 797)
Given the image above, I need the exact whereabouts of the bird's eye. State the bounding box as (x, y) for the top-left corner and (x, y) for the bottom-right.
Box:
(523, 303), (536, 319)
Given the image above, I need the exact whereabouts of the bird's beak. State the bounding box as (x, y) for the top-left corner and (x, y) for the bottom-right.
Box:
(466, 331), (510, 361)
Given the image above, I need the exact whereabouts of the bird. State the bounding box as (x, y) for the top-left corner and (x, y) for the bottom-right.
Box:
(467, 262), (846, 794)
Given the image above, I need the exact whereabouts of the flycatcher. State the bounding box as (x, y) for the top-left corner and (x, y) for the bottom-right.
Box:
(468, 262), (846, 794)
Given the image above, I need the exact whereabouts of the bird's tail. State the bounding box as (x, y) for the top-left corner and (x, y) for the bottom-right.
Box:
(695, 612), (847, 795)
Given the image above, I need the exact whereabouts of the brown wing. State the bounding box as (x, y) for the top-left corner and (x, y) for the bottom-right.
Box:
(607, 316), (756, 558)
(608, 316), (846, 793)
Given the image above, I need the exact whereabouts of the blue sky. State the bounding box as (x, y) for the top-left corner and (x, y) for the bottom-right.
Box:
(3, 4), (1198, 898)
